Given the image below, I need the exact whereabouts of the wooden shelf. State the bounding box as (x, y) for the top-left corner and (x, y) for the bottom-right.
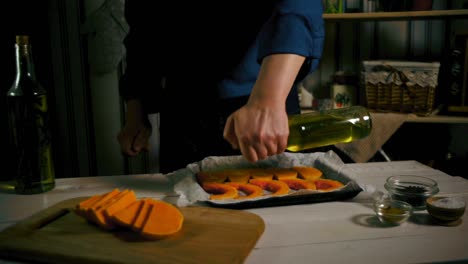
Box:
(323, 9), (468, 21)
(311, 10), (468, 124)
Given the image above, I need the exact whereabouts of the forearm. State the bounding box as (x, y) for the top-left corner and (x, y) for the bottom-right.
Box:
(247, 53), (305, 108)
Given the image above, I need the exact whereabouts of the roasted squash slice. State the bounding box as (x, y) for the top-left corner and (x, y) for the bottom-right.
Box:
(249, 179), (290, 196)
(314, 179), (344, 192)
(278, 178), (316, 191)
(196, 170), (228, 184)
(248, 168), (274, 180)
(225, 182), (264, 199)
(224, 169), (252, 183)
(293, 166), (323, 181)
(269, 168), (298, 180)
(202, 183), (239, 200)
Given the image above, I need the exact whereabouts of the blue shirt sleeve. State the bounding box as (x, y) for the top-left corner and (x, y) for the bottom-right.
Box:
(219, 0), (324, 99)
(258, 0), (325, 70)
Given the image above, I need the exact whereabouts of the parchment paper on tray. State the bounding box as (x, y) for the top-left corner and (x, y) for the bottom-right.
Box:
(167, 150), (363, 209)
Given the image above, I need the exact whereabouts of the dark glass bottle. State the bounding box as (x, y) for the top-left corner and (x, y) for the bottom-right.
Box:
(7, 35), (55, 194)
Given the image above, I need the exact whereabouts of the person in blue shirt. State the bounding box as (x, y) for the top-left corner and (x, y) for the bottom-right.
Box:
(118, 1), (325, 173)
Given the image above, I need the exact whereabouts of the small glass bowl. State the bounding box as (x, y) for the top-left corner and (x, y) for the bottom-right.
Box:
(374, 199), (413, 225)
(426, 196), (466, 223)
(384, 175), (439, 210)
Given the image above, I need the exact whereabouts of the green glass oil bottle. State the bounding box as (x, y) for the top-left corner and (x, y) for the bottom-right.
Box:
(6, 35), (55, 194)
(287, 105), (372, 152)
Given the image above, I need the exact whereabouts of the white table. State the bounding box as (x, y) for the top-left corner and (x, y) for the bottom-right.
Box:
(1, 161), (467, 264)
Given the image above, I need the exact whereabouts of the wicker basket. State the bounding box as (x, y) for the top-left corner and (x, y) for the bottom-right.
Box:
(362, 61), (440, 116)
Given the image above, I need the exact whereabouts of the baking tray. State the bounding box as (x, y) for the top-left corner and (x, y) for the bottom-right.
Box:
(206, 183), (362, 209)
(171, 151), (363, 209)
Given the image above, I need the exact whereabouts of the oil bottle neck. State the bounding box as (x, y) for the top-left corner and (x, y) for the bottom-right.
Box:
(15, 42), (37, 82)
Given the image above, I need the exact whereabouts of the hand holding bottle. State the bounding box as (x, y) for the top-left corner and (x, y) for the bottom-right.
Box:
(223, 102), (289, 163)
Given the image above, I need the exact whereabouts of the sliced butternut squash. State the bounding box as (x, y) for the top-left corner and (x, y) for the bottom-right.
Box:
(269, 168), (298, 180)
(103, 190), (137, 218)
(75, 194), (102, 217)
(83, 188), (121, 217)
(140, 200), (184, 239)
(249, 179), (290, 196)
(225, 182), (264, 199)
(278, 178), (316, 191)
(202, 183), (239, 200)
(314, 179), (344, 192)
(293, 166), (323, 181)
(196, 170), (228, 184)
(248, 168), (274, 180)
(132, 199), (152, 231)
(112, 199), (145, 227)
(224, 169), (252, 183)
(75, 192), (184, 240)
(89, 189), (133, 229)
(89, 190), (137, 229)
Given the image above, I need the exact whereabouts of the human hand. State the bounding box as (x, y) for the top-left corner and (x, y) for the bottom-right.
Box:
(223, 103), (289, 163)
(223, 53), (304, 163)
(117, 120), (151, 156)
(117, 100), (152, 156)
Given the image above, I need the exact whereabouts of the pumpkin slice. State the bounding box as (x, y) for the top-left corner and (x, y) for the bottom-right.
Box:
(79, 189), (119, 211)
(249, 179), (290, 196)
(112, 199), (145, 227)
(225, 182), (264, 199)
(140, 199), (184, 239)
(314, 179), (344, 192)
(92, 190), (137, 229)
(248, 168), (274, 180)
(278, 178), (316, 191)
(75, 194), (102, 217)
(89, 189), (134, 229)
(75, 192), (185, 240)
(132, 199), (153, 231)
(83, 188), (121, 222)
(293, 166), (323, 181)
(103, 190), (137, 218)
(224, 169), (251, 183)
(269, 168), (298, 180)
(196, 170), (228, 184)
(202, 183), (238, 200)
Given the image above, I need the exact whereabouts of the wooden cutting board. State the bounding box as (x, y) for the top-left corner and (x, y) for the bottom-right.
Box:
(0, 197), (265, 264)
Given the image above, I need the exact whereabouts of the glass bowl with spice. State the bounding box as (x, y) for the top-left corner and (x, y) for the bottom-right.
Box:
(374, 199), (413, 225)
(426, 196), (466, 224)
(384, 175), (439, 210)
